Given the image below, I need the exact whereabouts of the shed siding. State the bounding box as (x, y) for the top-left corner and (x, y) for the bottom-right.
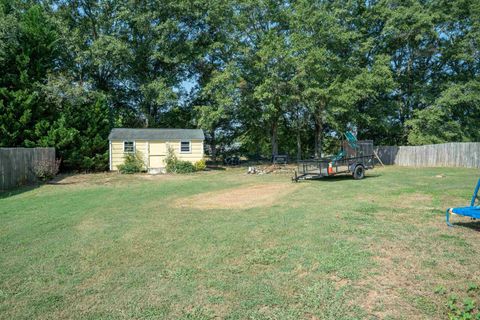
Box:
(170, 140), (204, 162)
(111, 141), (125, 170)
(110, 139), (203, 171)
(135, 140), (148, 167)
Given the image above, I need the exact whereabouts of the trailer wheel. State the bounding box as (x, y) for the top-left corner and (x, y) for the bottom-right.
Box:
(353, 165), (365, 180)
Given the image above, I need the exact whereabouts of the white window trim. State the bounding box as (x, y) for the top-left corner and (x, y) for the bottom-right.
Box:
(180, 140), (191, 153)
(123, 141), (136, 153)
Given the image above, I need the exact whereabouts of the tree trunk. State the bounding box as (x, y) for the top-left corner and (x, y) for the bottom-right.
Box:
(271, 121), (278, 158)
(296, 127), (302, 161)
(314, 115), (322, 159)
(210, 129), (217, 163)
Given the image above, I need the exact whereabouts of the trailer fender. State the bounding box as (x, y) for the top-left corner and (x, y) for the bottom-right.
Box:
(349, 163), (357, 172)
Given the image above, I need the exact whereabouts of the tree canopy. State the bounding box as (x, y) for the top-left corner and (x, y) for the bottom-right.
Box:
(1, 0), (479, 170)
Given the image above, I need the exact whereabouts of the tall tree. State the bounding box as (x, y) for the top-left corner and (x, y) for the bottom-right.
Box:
(291, 0), (364, 157)
(377, 0), (441, 142)
(234, 0), (294, 157)
(195, 64), (240, 162)
(2, 0), (480, 170)
(0, 3), (59, 147)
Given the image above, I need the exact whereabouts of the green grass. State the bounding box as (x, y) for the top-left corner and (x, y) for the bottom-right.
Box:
(1, 166), (480, 319)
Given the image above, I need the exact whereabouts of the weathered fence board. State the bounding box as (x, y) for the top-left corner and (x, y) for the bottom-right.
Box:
(0, 148), (55, 190)
(375, 143), (480, 168)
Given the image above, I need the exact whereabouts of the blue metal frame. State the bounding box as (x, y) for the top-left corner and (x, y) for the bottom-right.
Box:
(470, 178), (480, 207)
(446, 178), (480, 227)
(446, 208), (453, 227)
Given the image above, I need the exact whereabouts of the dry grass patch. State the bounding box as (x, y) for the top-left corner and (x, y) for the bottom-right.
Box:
(51, 171), (199, 188)
(356, 223), (480, 319)
(393, 192), (434, 209)
(75, 217), (108, 234)
(357, 242), (429, 319)
(51, 172), (120, 186)
(173, 183), (301, 210)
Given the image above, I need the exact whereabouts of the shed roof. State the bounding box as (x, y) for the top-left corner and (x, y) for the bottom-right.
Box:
(108, 128), (205, 141)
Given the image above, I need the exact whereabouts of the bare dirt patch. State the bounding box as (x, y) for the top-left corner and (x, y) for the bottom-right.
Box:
(173, 183), (301, 210)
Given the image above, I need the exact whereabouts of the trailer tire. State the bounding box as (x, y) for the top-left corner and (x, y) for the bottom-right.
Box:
(353, 165), (365, 180)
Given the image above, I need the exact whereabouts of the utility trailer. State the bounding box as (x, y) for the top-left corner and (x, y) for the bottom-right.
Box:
(293, 134), (375, 181)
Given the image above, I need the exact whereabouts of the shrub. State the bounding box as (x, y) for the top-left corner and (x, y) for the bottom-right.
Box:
(175, 160), (196, 173)
(165, 145), (178, 173)
(194, 159), (206, 171)
(165, 145), (196, 173)
(33, 158), (61, 182)
(118, 153), (145, 174)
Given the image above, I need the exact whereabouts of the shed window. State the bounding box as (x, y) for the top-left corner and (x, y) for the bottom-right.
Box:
(180, 141), (191, 153)
(124, 141), (135, 153)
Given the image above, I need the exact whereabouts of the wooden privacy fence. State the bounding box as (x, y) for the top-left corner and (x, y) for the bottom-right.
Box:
(0, 148), (56, 190)
(375, 142), (480, 168)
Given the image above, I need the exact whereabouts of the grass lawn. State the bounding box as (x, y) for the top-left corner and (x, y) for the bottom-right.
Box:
(1, 166), (480, 319)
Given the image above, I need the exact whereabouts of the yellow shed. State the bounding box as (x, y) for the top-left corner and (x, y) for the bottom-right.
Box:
(108, 128), (205, 173)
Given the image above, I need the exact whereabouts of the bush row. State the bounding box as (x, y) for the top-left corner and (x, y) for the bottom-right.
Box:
(118, 148), (206, 174)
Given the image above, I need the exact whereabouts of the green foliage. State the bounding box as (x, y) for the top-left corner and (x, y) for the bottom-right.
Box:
(174, 161), (196, 174)
(0, 4), (59, 148)
(407, 81), (480, 145)
(1, 0), (480, 170)
(436, 284), (480, 320)
(194, 64), (240, 161)
(165, 145), (179, 173)
(446, 294), (480, 320)
(0, 2), (111, 171)
(406, 106), (465, 145)
(194, 159), (206, 171)
(117, 153), (145, 174)
(165, 145), (196, 173)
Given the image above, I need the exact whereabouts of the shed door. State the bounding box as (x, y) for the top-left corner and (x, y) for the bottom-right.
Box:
(149, 142), (166, 168)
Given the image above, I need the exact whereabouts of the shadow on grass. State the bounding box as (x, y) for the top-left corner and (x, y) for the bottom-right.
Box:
(452, 220), (480, 232)
(46, 181), (76, 185)
(0, 173), (78, 199)
(302, 173), (382, 183)
(206, 166), (226, 171)
(47, 174), (79, 185)
(0, 184), (40, 199)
